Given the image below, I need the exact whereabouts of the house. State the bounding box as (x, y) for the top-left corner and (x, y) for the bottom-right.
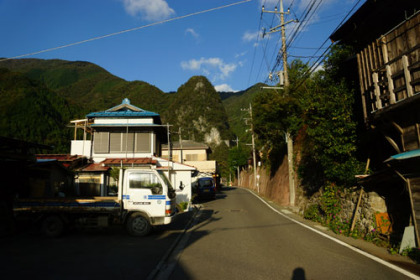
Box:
(330, 0), (420, 246)
(28, 158), (75, 198)
(0, 136), (52, 235)
(161, 140), (217, 175)
(70, 98), (196, 207)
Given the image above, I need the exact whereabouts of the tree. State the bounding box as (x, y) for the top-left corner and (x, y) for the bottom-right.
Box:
(298, 45), (364, 192)
(252, 60), (309, 171)
(252, 47), (364, 192)
(228, 145), (249, 179)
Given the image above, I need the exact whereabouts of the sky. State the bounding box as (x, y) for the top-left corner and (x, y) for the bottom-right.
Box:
(0, 0), (364, 93)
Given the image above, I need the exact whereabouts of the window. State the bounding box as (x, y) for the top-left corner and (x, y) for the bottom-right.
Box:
(110, 132), (134, 153)
(94, 132), (109, 153)
(186, 154), (198, 161)
(129, 172), (162, 194)
(78, 175), (101, 197)
(135, 132), (151, 153)
(94, 131), (151, 154)
(199, 179), (214, 188)
(110, 132), (122, 153)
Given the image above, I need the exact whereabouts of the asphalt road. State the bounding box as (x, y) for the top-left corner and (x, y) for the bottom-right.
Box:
(165, 187), (417, 280)
(0, 210), (193, 280)
(2, 187), (418, 280)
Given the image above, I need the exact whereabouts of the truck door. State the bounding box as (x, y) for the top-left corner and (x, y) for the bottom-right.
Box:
(123, 170), (166, 217)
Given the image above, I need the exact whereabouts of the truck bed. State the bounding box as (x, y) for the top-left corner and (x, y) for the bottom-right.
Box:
(14, 197), (121, 213)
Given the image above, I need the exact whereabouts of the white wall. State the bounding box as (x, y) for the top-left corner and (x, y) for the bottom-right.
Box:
(172, 170), (192, 207)
(94, 118), (154, 124)
(71, 140), (91, 157)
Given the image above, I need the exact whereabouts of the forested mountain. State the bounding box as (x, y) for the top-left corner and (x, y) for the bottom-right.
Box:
(163, 76), (232, 145)
(0, 59), (259, 165)
(0, 68), (72, 151)
(221, 84), (266, 143)
(0, 59), (171, 117)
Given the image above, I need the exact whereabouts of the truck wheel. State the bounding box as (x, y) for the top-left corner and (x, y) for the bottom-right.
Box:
(126, 213), (151, 237)
(42, 215), (65, 238)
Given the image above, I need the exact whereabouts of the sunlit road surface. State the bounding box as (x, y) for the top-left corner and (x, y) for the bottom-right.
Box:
(168, 187), (416, 280)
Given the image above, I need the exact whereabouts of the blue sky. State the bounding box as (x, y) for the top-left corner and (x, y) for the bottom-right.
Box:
(0, 0), (363, 93)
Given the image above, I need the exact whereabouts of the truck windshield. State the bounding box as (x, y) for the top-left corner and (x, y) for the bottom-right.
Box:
(157, 170), (174, 191)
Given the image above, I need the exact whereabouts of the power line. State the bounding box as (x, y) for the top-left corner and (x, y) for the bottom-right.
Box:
(247, 5), (266, 87)
(0, 0), (252, 62)
(267, 0), (321, 75)
(290, 0), (364, 93)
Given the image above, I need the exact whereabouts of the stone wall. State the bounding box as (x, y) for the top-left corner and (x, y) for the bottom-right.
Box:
(299, 187), (387, 233)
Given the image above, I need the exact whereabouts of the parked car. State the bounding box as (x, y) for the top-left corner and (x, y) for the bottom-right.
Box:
(193, 177), (216, 200)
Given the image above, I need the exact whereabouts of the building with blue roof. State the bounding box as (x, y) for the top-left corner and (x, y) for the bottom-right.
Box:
(70, 98), (168, 163)
(69, 99), (196, 209)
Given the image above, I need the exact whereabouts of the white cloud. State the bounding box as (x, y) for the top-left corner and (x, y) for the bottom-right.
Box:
(181, 57), (237, 80)
(215, 84), (237, 92)
(185, 28), (199, 38)
(242, 31), (260, 42)
(122, 0), (175, 21)
(235, 51), (247, 58)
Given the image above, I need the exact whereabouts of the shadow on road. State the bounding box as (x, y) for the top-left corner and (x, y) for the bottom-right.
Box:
(291, 267), (306, 280)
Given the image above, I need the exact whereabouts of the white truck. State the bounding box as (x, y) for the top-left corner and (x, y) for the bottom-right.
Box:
(13, 168), (176, 237)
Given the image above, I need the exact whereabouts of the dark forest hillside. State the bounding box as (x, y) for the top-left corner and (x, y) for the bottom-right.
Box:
(0, 59), (259, 161)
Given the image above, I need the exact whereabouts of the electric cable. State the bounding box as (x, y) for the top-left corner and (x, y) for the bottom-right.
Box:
(0, 0), (252, 62)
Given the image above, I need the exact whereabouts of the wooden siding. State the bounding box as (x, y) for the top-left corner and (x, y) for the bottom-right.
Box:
(357, 12), (420, 119)
(409, 177), (420, 245)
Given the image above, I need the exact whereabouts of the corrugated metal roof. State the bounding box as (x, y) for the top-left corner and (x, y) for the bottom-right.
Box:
(81, 163), (110, 172)
(102, 157), (157, 166)
(36, 154), (83, 161)
(389, 149), (420, 161)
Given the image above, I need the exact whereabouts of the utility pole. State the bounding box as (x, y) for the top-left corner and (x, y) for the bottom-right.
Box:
(242, 104), (258, 193)
(262, 0), (296, 206)
(178, 127), (184, 164)
(250, 104), (257, 193)
(232, 136), (240, 186)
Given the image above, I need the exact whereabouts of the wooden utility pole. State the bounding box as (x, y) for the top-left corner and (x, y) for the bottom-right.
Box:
(233, 136), (241, 186)
(262, 0), (296, 206)
(280, 0), (289, 91)
(250, 104), (258, 193)
(178, 127), (184, 164)
(242, 104), (258, 193)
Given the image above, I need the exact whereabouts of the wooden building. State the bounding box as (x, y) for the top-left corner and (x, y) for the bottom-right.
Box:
(331, 0), (420, 246)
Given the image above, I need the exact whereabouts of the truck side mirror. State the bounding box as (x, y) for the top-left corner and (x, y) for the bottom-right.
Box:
(168, 189), (176, 199)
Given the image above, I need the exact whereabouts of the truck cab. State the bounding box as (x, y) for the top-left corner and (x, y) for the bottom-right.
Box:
(120, 168), (176, 236)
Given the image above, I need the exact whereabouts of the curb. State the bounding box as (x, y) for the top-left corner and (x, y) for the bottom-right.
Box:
(146, 205), (202, 280)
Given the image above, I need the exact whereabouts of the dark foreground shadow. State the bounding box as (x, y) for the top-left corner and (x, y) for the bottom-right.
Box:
(291, 267), (306, 280)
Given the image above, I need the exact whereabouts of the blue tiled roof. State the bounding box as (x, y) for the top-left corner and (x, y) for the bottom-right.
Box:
(86, 111), (159, 118)
(86, 98), (160, 119)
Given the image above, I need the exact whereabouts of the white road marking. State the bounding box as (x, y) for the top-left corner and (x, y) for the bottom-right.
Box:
(245, 188), (420, 280)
